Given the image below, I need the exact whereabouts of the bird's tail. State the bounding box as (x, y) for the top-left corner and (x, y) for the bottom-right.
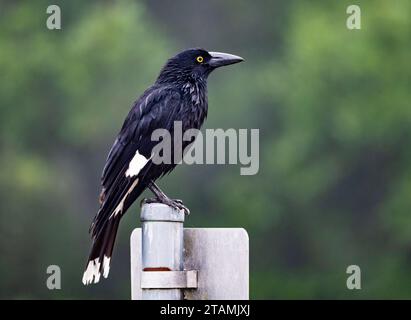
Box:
(82, 216), (121, 285)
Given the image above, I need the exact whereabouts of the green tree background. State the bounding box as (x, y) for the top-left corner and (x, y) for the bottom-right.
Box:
(0, 0), (410, 299)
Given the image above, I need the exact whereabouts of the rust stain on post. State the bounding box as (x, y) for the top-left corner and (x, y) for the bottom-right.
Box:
(143, 267), (171, 272)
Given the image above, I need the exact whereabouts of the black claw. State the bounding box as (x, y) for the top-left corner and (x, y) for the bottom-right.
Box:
(163, 199), (190, 216)
(171, 199), (190, 215)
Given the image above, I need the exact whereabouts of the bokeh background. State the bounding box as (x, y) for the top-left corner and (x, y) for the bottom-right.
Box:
(1, 0), (411, 299)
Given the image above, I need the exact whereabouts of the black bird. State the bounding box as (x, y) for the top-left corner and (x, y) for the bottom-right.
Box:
(82, 48), (243, 285)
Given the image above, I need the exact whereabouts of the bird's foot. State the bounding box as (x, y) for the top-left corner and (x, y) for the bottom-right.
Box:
(160, 198), (190, 215)
(140, 197), (190, 215)
(165, 198), (190, 215)
(171, 199), (190, 215)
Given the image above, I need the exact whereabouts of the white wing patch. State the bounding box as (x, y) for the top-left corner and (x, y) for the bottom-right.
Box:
(126, 150), (150, 177)
(108, 151), (149, 219)
(82, 255), (111, 285)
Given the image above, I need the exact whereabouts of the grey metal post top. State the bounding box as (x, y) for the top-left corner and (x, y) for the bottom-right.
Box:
(132, 202), (249, 300)
(140, 203), (185, 222)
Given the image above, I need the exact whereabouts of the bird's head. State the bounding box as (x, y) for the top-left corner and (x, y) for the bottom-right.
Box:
(156, 48), (244, 84)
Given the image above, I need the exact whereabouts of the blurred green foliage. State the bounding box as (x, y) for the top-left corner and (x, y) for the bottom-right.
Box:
(0, 0), (410, 299)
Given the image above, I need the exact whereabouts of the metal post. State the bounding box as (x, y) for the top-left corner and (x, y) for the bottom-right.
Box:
(140, 202), (185, 300)
(131, 203), (247, 300)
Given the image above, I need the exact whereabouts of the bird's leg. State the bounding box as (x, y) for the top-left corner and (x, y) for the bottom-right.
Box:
(147, 181), (190, 215)
(140, 182), (165, 206)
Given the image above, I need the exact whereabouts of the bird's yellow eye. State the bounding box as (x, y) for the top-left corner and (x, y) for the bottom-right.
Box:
(196, 56), (204, 63)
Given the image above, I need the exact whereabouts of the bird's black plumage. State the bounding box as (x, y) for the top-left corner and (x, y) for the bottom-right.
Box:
(83, 48), (243, 285)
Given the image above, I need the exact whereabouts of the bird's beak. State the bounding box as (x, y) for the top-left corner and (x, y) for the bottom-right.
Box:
(209, 51), (244, 68)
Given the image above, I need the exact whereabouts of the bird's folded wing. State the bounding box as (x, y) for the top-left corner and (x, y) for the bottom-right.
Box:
(90, 87), (181, 238)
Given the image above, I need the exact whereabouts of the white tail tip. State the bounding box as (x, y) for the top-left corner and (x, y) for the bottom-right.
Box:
(82, 255), (111, 285)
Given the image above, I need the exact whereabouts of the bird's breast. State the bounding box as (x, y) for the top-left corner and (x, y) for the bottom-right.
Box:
(180, 81), (208, 129)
